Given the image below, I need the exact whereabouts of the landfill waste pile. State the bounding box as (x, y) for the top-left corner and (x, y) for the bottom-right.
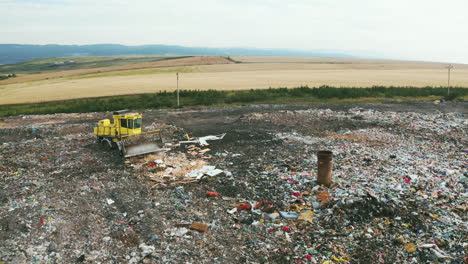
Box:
(0, 102), (467, 264)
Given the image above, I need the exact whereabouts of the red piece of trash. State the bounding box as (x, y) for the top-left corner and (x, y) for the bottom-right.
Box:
(206, 191), (220, 197)
(254, 201), (271, 209)
(237, 204), (252, 211)
(305, 254), (312, 260)
(403, 177), (411, 183)
(292, 192), (302, 197)
(37, 217), (44, 229)
(149, 163), (156, 168)
(282, 226), (291, 232)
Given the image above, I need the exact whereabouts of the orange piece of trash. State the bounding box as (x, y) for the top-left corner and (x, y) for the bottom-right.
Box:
(206, 191), (220, 197)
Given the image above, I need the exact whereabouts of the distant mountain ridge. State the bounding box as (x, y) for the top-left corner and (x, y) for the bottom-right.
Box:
(0, 44), (351, 65)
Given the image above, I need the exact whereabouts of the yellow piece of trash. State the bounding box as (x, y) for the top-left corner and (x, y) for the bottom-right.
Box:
(14, 171), (19, 174)
(397, 236), (407, 244)
(298, 210), (315, 223)
(429, 213), (439, 219)
(331, 256), (348, 263)
(404, 242), (417, 253)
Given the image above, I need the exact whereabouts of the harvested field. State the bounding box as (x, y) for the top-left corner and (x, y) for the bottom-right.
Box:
(0, 102), (467, 263)
(232, 56), (467, 66)
(1, 56), (468, 105)
(0, 56), (233, 85)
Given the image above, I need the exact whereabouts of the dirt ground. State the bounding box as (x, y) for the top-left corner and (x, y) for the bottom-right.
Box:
(0, 102), (467, 263)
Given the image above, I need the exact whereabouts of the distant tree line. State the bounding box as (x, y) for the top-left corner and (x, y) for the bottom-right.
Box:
(0, 73), (16, 80)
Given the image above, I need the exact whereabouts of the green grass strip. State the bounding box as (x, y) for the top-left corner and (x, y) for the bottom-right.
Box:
(0, 86), (466, 117)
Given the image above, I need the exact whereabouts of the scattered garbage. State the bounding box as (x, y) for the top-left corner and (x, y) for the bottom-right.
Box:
(179, 133), (227, 146)
(186, 165), (225, 179)
(1, 103), (467, 263)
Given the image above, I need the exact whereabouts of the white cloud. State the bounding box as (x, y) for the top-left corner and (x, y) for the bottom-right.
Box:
(0, 0), (467, 63)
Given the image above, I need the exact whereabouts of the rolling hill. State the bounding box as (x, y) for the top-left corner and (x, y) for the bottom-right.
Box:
(0, 44), (351, 65)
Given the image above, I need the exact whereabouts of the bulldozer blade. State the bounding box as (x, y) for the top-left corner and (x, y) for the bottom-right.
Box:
(123, 142), (168, 158)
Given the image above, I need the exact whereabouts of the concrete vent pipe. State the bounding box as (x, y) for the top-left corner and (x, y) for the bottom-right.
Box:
(317, 150), (333, 186)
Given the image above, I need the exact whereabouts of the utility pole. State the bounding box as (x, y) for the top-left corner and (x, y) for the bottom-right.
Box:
(176, 72), (180, 107)
(446, 64), (453, 95)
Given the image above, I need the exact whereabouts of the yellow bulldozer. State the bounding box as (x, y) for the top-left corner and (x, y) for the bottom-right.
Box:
(93, 110), (165, 157)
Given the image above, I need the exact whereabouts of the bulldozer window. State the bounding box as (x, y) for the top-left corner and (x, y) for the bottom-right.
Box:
(134, 118), (141, 129)
(120, 119), (128, 128)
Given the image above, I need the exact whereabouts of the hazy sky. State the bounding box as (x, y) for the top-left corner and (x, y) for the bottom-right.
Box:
(1, 0), (467, 63)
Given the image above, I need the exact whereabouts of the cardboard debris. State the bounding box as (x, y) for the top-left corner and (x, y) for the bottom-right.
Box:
(190, 222), (209, 232)
(298, 210), (315, 223)
(316, 191), (330, 204)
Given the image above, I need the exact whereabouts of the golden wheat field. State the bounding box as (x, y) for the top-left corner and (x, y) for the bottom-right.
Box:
(1, 56), (467, 105)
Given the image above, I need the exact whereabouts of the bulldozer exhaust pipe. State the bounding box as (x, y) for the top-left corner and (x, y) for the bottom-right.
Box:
(317, 150), (333, 186)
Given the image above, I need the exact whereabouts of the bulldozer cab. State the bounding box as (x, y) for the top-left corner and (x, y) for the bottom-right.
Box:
(113, 112), (142, 137)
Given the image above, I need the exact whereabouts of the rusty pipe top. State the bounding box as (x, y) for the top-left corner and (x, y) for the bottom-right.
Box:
(317, 150), (333, 159)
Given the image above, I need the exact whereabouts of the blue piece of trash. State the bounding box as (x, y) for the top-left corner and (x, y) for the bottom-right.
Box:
(148, 236), (159, 242)
(279, 211), (299, 219)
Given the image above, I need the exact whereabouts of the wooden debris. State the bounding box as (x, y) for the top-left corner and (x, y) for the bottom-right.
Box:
(190, 222), (209, 232)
